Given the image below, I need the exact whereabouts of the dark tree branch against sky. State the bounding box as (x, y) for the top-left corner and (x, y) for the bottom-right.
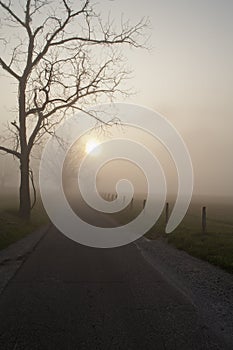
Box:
(0, 0), (148, 219)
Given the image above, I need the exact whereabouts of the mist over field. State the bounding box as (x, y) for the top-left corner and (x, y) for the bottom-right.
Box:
(1, 2), (233, 349)
(0, 0), (232, 226)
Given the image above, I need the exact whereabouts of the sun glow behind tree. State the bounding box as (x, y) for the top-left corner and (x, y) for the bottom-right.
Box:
(85, 139), (101, 155)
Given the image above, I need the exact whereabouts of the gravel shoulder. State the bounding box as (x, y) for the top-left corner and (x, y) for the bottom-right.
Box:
(136, 236), (233, 348)
(0, 224), (50, 294)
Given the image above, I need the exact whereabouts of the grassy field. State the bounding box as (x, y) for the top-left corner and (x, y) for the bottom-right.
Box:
(0, 192), (48, 251)
(1, 190), (232, 274)
(166, 230), (233, 274)
(112, 195), (233, 274)
(145, 200), (233, 274)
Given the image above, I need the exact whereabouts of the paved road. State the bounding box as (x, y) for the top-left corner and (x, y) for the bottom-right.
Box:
(0, 226), (226, 349)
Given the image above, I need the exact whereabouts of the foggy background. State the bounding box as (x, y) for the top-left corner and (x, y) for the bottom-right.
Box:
(0, 0), (232, 211)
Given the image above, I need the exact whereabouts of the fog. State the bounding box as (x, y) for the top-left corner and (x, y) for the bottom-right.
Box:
(0, 0), (232, 213)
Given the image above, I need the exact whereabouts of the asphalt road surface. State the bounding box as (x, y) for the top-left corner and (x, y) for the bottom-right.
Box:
(0, 225), (227, 350)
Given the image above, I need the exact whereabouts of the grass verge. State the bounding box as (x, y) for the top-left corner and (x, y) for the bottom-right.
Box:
(146, 212), (233, 274)
(166, 230), (233, 274)
(0, 198), (48, 251)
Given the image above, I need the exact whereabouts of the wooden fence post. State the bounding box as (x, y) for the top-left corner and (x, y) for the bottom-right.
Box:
(143, 199), (146, 211)
(202, 206), (207, 233)
(165, 202), (169, 224)
(130, 197), (134, 209)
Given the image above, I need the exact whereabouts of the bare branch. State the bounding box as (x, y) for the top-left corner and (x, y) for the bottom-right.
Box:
(0, 0), (148, 218)
(0, 57), (20, 80)
(29, 167), (36, 209)
(0, 1), (26, 27)
(27, 90), (43, 151)
(11, 120), (20, 132)
(0, 145), (21, 159)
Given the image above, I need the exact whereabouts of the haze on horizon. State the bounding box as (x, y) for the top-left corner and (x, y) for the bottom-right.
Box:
(0, 0), (232, 204)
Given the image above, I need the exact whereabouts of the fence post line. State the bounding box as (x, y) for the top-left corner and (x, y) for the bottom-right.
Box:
(143, 199), (146, 211)
(165, 202), (169, 224)
(130, 197), (134, 209)
(202, 206), (207, 233)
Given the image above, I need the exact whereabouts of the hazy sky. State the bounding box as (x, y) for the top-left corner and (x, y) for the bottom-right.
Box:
(0, 0), (233, 199)
(106, 0), (233, 198)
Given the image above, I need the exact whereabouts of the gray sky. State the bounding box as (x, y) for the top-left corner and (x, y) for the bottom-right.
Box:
(0, 0), (233, 199)
(109, 0), (233, 198)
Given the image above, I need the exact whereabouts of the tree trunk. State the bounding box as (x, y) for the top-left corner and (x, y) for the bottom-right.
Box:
(19, 154), (31, 220)
(18, 76), (31, 221)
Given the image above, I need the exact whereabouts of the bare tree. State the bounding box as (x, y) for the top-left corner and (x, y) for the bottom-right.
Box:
(0, 0), (148, 220)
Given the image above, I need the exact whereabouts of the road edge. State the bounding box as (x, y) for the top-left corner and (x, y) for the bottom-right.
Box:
(0, 223), (51, 295)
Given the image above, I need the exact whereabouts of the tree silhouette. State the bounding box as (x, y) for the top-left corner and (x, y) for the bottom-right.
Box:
(0, 0), (148, 219)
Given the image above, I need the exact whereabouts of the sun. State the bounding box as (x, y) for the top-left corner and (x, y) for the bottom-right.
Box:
(85, 139), (100, 154)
